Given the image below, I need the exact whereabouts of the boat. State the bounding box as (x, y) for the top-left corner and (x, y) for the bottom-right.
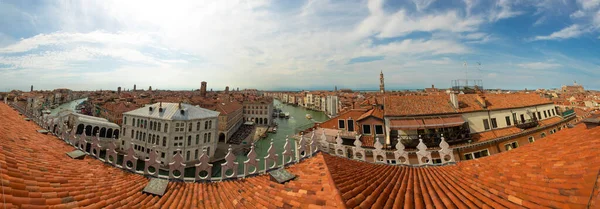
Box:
(284, 112), (290, 119)
(306, 114), (312, 119)
(279, 112), (286, 118)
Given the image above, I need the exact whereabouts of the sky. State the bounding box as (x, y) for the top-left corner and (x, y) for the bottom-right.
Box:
(0, 0), (599, 92)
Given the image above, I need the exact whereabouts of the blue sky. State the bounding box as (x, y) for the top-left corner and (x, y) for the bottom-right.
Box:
(0, 0), (599, 91)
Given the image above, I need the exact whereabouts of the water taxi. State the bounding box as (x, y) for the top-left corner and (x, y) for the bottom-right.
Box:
(306, 114), (312, 119)
(284, 112), (290, 119)
(279, 112), (286, 118)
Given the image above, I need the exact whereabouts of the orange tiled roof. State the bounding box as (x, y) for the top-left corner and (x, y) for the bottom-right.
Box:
(0, 103), (345, 209)
(385, 93), (553, 116)
(323, 123), (600, 208)
(212, 101), (242, 115)
(471, 126), (523, 142)
(357, 107), (384, 121)
(319, 109), (369, 129)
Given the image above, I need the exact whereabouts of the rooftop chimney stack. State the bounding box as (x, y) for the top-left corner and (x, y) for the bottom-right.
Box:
(450, 92), (459, 109)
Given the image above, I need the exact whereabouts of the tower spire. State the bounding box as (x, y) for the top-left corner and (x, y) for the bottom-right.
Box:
(379, 71), (385, 93)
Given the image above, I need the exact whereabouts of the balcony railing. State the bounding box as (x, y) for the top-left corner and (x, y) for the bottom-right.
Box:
(391, 129), (471, 149)
(515, 118), (538, 129)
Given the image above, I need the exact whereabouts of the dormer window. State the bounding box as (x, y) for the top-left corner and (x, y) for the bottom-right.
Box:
(149, 107), (153, 111)
(180, 109), (185, 115)
(159, 107), (163, 112)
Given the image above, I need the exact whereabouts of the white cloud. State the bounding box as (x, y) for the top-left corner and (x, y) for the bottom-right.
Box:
(533, 24), (586, 40)
(378, 10), (484, 38)
(570, 10), (585, 18)
(577, 0), (600, 10)
(489, 0), (523, 22)
(412, 0), (436, 11)
(517, 62), (561, 70)
(463, 0), (478, 16)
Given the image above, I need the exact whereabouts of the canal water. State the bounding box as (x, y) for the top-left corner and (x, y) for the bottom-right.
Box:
(226, 99), (329, 175)
(49, 98), (87, 116)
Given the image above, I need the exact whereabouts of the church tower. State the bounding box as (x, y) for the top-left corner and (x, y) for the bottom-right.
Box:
(379, 70), (385, 93)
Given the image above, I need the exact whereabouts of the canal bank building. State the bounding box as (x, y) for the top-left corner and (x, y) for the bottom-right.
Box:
(120, 102), (220, 166)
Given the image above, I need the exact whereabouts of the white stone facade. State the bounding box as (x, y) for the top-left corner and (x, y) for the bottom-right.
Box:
(120, 102), (219, 166)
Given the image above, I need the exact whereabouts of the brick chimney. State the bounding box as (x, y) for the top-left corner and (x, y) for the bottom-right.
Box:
(476, 93), (487, 108)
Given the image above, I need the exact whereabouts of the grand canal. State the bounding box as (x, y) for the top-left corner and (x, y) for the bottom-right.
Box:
(49, 98), (330, 176)
(227, 99), (329, 175)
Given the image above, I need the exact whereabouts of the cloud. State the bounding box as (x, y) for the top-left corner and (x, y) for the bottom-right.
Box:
(516, 62), (561, 70)
(533, 24), (587, 41)
(378, 10), (484, 38)
(577, 0), (600, 10)
(412, 0), (436, 11)
(488, 0), (523, 22)
(348, 56), (384, 64)
(570, 10), (585, 18)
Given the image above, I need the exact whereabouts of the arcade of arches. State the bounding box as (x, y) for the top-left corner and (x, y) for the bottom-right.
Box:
(75, 124), (120, 139)
(244, 117), (269, 125)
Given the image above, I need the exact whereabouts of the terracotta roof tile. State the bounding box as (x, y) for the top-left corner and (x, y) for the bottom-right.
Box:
(323, 123), (600, 208)
(0, 103), (344, 209)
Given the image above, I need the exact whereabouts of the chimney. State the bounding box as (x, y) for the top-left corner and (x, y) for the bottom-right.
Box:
(450, 92), (459, 109)
(476, 93), (487, 108)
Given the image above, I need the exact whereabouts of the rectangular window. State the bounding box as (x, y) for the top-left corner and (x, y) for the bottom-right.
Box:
(504, 141), (518, 151)
(543, 111), (547, 118)
(161, 152), (165, 158)
(520, 114), (525, 123)
(431, 159), (442, 164)
(537, 112), (541, 120)
(528, 136), (535, 143)
(375, 125), (384, 135)
(491, 118), (498, 129)
(195, 149), (199, 159)
(505, 116), (511, 126)
(362, 124), (371, 135)
(163, 138), (167, 147)
(338, 120), (345, 129)
(124, 117), (127, 125)
(347, 120), (354, 132)
(552, 109), (556, 115)
(483, 119), (490, 130)
(464, 149), (489, 160)
(186, 151), (190, 161)
(188, 123), (192, 132)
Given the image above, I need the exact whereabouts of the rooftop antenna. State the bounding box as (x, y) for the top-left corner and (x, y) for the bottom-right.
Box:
(476, 61), (482, 79)
(463, 61), (468, 86)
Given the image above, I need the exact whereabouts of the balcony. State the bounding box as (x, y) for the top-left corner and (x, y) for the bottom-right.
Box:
(515, 119), (538, 129)
(390, 129), (472, 149)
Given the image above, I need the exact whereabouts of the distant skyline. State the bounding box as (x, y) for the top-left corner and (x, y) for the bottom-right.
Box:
(1, 0), (600, 91)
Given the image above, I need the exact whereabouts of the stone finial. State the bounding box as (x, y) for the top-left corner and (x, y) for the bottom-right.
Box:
(90, 134), (101, 158)
(169, 151), (186, 180)
(416, 136), (432, 166)
(77, 133), (87, 150)
(319, 129), (329, 153)
(282, 137), (293, 166)
(123, 143), (139, 171)
(243, 143), (259, 177)
(438, 134), (455, 164)
(105, 142), (118, 165)
(264, 139), (278, 171)
(394, 134), (409, 165)
(372, 136), (387, 163)
(145, 146), (160, 177)
(353, 134), (365, 161)
(296, 134), (306, 161)
(221, 145), (239, 179)
(195, 149), (213, 181)
(335, 132), (343, 145)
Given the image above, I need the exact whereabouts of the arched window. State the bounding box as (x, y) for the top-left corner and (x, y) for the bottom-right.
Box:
(106, 128), (113, 138)
(114, 129), (119, 139)
(124, 117), (127, 125)
(209, 120), (212, 129)
(204, 121), (208, 129)
(207, 133), (211, 143)
(541, 132), (546, 138)
(144, 120), (147, 128)
(92, 126), (100, 136)
(186, 151), (190, 161)
(163, 137), (167, 146)
(76, 124), (85, 135)
(196, 122), (200, 131)
(149, 121), (153, 130)
(100, 127), (107, 138)
(196, 134), (200, 144)
(137, 119), (140, 127)
(164, 124), (169, 133)
(207, 147), (211, 156)
(188, 123), (192, 132)
(188, 136), (192, 146)
(158, 123), (161, 131)
(203, 133), (207, 143)
(131, 130), (134, 138)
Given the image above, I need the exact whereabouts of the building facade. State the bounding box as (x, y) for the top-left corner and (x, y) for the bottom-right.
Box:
(212, 101), (243, 143)
(243, 99), (273, 125)
(120, 102), (219, 166)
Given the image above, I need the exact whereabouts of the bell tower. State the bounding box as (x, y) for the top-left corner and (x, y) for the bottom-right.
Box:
(379, 70), (385, 93)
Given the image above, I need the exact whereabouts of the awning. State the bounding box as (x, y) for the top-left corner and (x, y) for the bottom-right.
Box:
(390, 116), (465, 130)
(422, 116), (466, 128)
(389, 118), (425, 130)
